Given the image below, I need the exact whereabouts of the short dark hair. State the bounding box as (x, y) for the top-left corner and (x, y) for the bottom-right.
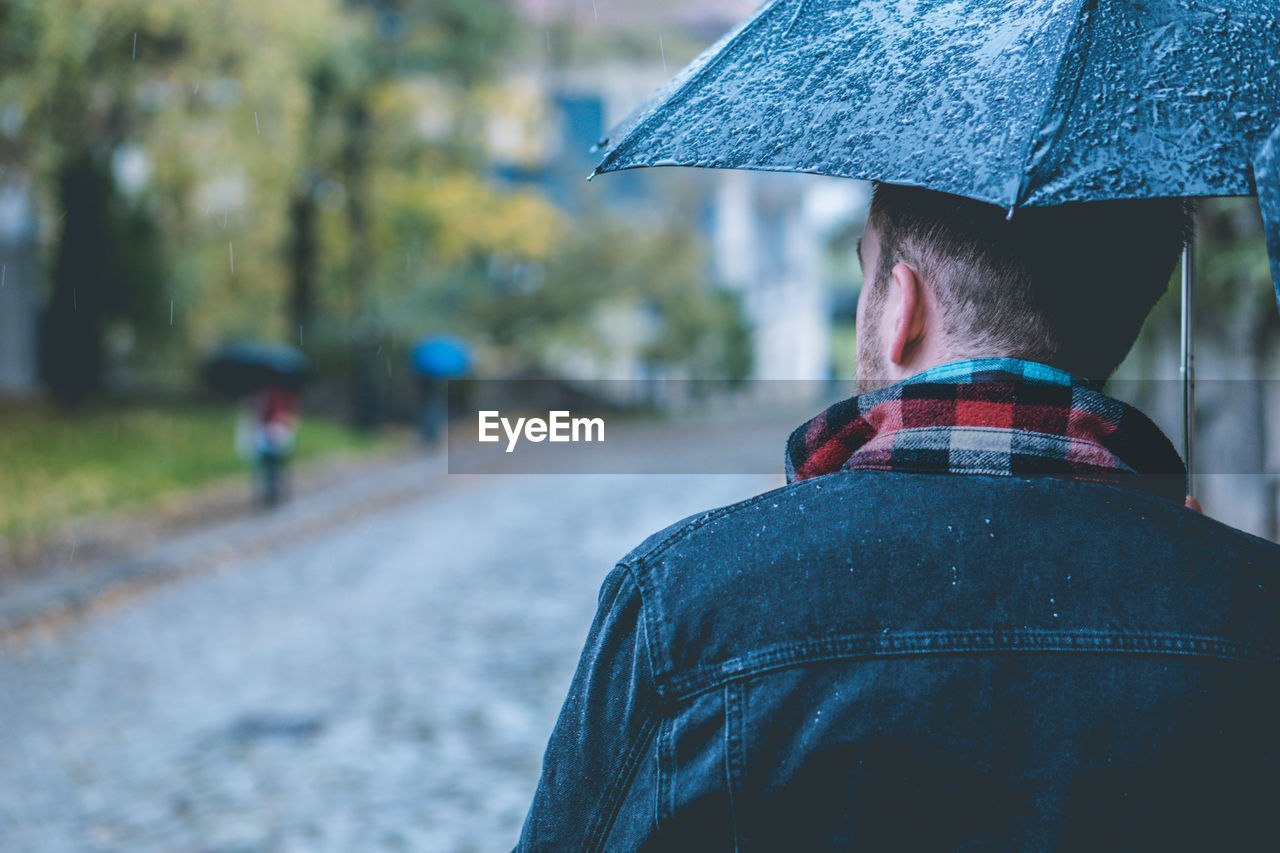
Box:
(866, 184), (1195, 380)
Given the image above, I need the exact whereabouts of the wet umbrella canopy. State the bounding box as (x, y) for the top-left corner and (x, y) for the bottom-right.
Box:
(594, 0), (1280, 296)
(202, 341), (310, 397)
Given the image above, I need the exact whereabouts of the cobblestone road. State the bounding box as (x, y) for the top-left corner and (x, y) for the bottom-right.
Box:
(0, 460), (777, 852)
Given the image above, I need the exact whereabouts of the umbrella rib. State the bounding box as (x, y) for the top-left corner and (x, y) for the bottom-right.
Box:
(784, 0), (811, 38)
(593, 0), (790, 175)
(1011, 0), (1094, 210)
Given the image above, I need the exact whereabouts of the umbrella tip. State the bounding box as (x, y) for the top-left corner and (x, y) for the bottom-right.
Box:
(586, 170), (597, 182)
(1006, 205), (1016, 221)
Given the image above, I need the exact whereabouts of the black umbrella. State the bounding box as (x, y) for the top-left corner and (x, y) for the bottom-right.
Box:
(202, 341), (310, 397)
(593, 0), (1280, 489)
(595, 0), (1278, 254)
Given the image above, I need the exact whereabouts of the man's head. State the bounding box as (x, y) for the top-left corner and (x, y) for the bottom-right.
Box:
(855, 184), (1195, 392)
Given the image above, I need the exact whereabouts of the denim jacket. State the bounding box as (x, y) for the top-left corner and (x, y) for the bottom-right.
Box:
(516, 473), (1280, 850)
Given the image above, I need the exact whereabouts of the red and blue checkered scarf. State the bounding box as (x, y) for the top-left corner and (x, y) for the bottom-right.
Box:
(785, 359), (1187, 503)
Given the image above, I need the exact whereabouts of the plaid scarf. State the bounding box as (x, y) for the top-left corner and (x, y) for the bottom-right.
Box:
(785, 359), (1187, 503)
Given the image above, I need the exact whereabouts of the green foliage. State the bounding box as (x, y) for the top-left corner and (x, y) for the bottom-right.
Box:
(0, 0), (347, 396)
(1, 0), (745, 408)
(1138, 197), (1274, 343)
(1196, 197), (1274, 321)
(466, 216), (752, 381)
(0, 403), (380, 542)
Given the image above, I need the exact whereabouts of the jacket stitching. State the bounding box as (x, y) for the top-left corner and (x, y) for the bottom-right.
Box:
(583, 712), (660, 852)
(625, 471), (1280, 579)
(654, 716), (671, 834)
(581, 567), (661, 851)
(662, 629), (1280, 702)
(724, 682), (745, 853)
(620, 563), (673, 701)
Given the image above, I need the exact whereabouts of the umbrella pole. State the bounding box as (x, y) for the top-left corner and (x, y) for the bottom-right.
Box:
(1180, 243), (1195, 498)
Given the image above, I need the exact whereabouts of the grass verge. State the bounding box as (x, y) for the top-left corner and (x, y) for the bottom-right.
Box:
(0, 402), (385, 543)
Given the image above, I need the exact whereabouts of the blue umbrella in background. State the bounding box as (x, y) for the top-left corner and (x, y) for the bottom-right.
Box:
(410, 335), (473, 379)
(593, 0), (1280, 489)
(410, 336), (472, 445)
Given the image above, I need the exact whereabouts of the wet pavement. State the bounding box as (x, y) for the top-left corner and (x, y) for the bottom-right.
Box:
(0, 432), (780, 851)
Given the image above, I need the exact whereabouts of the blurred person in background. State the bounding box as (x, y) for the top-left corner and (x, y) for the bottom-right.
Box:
(237, 386), (299, 508)
(515, 185), (1280, 850)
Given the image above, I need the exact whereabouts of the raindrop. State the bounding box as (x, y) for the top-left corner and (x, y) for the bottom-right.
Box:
(255, 112), (261, 136)
(194, 83), (200, 95)
(73, 288), (77, 312)
(660, 36), (667, 73)
(170, 300), (174, 325)
(299, 324), (304, 346)
(229, 242), (235, 274)
(950, 565), (958, 586)
(1, 263), (5, 288)
(590, 0), (597, 20)
(132, 32), (137, 61)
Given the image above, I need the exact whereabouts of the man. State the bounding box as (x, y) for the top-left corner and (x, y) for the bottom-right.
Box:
(516, 185), (1280, 850)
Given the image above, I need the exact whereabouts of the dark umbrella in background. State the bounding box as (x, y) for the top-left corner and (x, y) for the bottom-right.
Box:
(202, 341), (310, 397)
(592, 0), (1280, 491)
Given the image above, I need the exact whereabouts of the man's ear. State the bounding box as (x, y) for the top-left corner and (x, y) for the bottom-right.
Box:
(887, 262), (927, 367)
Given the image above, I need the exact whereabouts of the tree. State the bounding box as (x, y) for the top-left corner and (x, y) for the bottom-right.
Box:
(0, 0), (344, 401)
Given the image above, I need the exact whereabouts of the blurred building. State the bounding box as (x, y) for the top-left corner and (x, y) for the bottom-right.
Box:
(492, 0), (867, 385)
(512, 0), (765, 36)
